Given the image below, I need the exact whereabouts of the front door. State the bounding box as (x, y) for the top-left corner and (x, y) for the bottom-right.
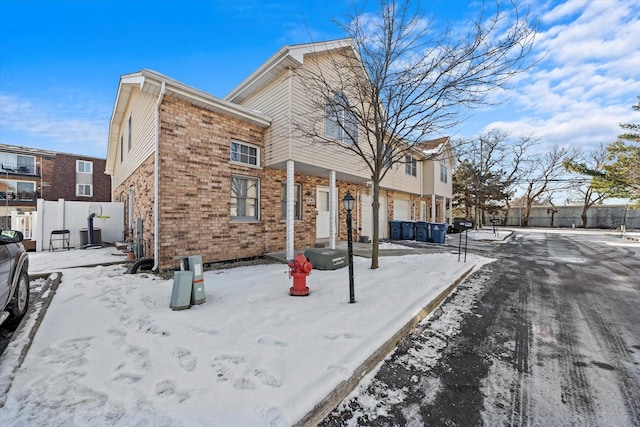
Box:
(316, 187), (331, 239)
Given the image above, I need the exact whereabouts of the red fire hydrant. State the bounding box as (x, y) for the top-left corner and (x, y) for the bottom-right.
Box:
(289, 252), (312, 296)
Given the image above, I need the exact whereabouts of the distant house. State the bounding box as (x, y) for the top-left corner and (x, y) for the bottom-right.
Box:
(106, 39), (454, 270)
(0, 143), (111, 249)
(0, 143), (110, 216)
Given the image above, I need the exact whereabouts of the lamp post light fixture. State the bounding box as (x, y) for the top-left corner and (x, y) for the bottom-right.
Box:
(342, 190), (355, 303)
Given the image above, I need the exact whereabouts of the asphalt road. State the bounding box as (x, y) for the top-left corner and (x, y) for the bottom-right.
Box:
(321, 230), (640, 426)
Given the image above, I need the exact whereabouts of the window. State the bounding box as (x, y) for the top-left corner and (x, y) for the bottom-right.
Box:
(77, 160), (93, 174)
(230, 141), (259, 166)
(0, 180), (36, 200)
(440, 161), (448, 183)
(405, 155), (417, 177)
(383, 145), (393, 169)
(127, 115), (132, 152)
(77, 184), (93, 197)
(281, 183), (302, 220)
(0, 153), (35, 174)
(325, 91), (358, 145)
(230, 176), (259, 220)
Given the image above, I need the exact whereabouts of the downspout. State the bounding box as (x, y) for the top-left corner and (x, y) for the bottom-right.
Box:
(152, 81), (166, 271)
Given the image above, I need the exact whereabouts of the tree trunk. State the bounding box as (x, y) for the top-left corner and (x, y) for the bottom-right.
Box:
(370, 179), (380, 269)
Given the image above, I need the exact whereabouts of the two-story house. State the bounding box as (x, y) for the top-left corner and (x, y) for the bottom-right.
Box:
(106, 39), (454, 270)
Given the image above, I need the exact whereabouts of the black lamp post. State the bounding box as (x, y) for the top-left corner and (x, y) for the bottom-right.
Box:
(342, 190), (355, 303)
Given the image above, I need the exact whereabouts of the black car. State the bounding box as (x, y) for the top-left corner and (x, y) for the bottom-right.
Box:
(0, 230), (29, 327)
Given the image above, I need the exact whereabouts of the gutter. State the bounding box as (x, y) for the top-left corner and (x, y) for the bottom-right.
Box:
(153, 81), (166, 271)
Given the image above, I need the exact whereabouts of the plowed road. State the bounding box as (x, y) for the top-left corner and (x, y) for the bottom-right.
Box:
(322, 229), (640, 426)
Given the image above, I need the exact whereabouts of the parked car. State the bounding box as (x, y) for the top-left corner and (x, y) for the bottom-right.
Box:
(0, 230), (29, 327)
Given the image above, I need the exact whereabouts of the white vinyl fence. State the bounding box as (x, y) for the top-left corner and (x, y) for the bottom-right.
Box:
(28, 199), (125, 251)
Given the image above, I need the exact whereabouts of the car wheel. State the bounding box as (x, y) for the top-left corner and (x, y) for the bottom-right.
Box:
(9, 271), (29, 319)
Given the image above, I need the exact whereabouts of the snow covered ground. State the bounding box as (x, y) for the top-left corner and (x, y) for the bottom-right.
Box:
(0, 243), (493, 426)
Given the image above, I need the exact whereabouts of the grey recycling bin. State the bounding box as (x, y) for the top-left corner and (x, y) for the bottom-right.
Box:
(180, 255), (206, 305)
(401, 221), (415, 240)
(415, 221), (429, 242)
(79, 228), (102, 246)
(170, 271), (194, 311)
(429, 222), (447, 244)
(389, 220), (402, 240)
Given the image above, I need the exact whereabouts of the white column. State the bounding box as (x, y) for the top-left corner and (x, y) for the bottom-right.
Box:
(431, 194), (436, 222)
(329, 170), (336, 249)
(286, 160), (295, 260)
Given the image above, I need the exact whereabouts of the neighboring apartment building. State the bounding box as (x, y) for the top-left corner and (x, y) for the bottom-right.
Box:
(0, 143), (111, 219)
(106, 39), (454, 270)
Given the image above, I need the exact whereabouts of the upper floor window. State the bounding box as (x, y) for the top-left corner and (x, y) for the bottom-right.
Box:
(77, 184), (93, 197)
(230, 176), (259, 220)
(120, 136), (124, 163)
(325, 91), (358, 145)
(230, 141), (259, 167)
(440, 161), (448, 183)
(281, 183), (302, 220)
(0, 153), (36, 174)
(77, 160), (93, 174)
(405, 155), (417, 177)
(127, 116), (132, 152)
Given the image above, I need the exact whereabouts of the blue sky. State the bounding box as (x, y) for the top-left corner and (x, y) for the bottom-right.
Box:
(0, 0), (639, 159)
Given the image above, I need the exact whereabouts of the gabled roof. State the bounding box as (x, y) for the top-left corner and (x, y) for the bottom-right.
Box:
(225, 38), (356, 104)
(415, 136), (451, 159)
(106, 69), (271, 174)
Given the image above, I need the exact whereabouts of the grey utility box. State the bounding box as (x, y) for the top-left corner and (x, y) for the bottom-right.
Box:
(181, 255), (206, 305)
(170, 270), (194, 311)
(304, 248), (348, 270)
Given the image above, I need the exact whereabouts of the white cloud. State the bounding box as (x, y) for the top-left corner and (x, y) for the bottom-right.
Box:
(0, 92), (109, 156)
(473, 0), (640, 152)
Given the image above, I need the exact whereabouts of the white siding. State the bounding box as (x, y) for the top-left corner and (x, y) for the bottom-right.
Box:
(234, 70), (291, 167)
(111, 88), (158, 188)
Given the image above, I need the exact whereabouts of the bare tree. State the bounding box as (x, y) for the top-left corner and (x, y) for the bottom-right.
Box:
(563, 144), (610, 228)
(501, 135), (535, 225)
(296, 0), (537, 268)
(520, 145), (575, 227)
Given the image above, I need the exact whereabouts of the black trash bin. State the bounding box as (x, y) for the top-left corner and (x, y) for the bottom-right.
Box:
(401, 221), (415, 240)
(415, 221), (429, 242)
(389, 220), (402, 240)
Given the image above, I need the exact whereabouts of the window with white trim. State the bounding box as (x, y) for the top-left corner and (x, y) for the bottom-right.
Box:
(281, 183), (301, 220)
(0, 153), (35, 174)
(230, 141), (259, 166)
(325, 91), (358, 145)
(77, 160), (93, 174)
(440, 161), (448, 183)
(230, 176), (259, 220)
(0, 180), (36, 200)
(77, 184), (93, 197)
(405, 155), (417, 177)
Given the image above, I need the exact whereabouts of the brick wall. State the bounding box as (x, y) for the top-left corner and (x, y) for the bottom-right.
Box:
(114, 95), (388, 270)
(47, 154), (111, 202)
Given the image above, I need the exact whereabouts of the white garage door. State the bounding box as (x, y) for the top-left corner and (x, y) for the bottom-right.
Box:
(393, 198), (411, 220)
(361, 194), (387, 239)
